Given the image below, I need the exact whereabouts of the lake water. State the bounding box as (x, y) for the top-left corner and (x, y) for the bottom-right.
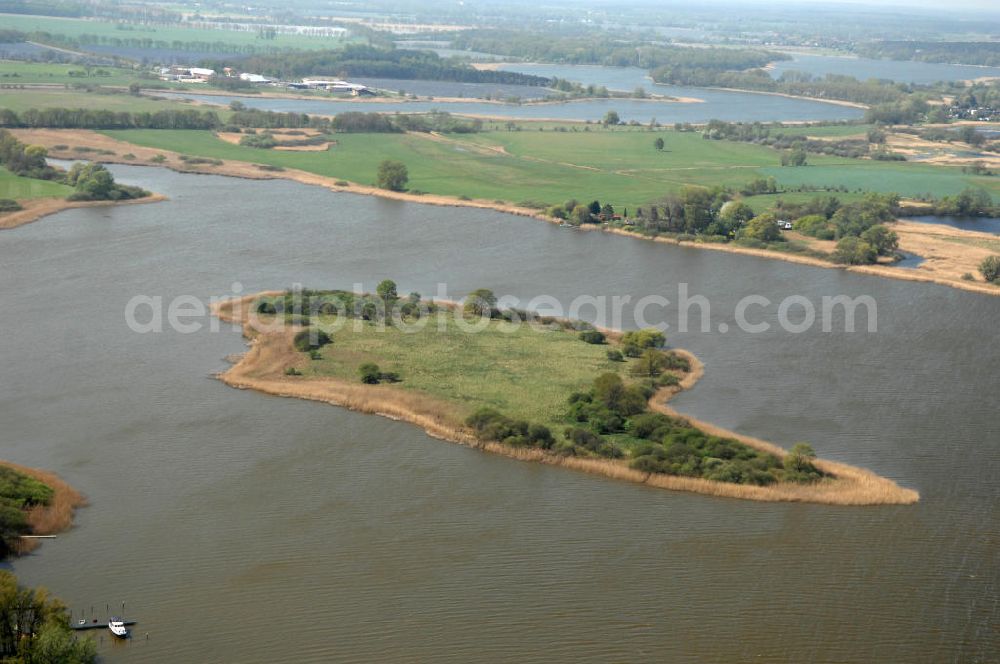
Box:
(906, 215), (1000, 235)
(770, 53), (1000, 84)
(2, 165), (998, 662)
(350, 77), (554, 101)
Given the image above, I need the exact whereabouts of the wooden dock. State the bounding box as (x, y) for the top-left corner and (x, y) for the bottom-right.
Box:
(70, 618), (137, 631)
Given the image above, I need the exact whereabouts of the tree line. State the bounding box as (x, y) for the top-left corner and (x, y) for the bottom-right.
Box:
(0, 570), (96, 662)
(856, 41), (1000, 68)
(0, 107), (221, 130)
(653, 66), (912, 106)
(0, 28), (289, 57)
(450, 30), (788, 71)
(701, 119), (878, 159)
(203, 45), (552, 86)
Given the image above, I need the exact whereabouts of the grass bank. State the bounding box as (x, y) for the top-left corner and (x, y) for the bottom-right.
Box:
(212, 292), (918, 505)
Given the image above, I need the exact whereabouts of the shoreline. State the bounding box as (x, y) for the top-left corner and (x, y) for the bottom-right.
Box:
(0, 193), (168, 231)
(211, 294), (918, 506)
(471, 61), (868, 110)
(10, 128), (997, 297)
(0, 460), (86, 555)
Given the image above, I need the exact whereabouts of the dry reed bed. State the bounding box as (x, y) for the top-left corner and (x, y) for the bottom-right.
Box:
(1, 461), (86, 554)
(214, 294), (919, 506)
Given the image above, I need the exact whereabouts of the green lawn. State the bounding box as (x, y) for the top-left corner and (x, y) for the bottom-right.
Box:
(301, 312), (624, 431)
(104, 125), (999, 210)
(0, 167), (72, 199)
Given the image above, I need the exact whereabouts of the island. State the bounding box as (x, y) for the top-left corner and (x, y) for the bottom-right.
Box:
(213, 285), (919, 506)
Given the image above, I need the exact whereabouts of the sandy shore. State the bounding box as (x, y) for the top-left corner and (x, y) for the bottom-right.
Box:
(1, 460), (86, 555)
(11, 128), (997, 297)
(0, 193), (168, 231)
(212, 294), (918, 506)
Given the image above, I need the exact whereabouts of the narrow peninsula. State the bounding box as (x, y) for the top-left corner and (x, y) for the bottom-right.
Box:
(0, 461), (85, 557)
(213, 287), (918, 506)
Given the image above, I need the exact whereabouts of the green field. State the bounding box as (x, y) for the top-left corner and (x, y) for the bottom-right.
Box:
(0, 60), (148, 86)
(0, 167), (72, 199)
(0, 13), (351, 52)
(771, 123), (871, 138)
(301, 312), (623, 430)
(0, 87), (226, 114)
(102, 124), (1000, 210)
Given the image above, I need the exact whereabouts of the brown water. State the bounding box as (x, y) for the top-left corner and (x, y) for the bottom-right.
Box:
(1, 165), (998, 663)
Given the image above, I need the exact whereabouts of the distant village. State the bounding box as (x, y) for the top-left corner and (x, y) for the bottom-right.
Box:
(156, 66), (376, 95)
(949, 105), (998, 122)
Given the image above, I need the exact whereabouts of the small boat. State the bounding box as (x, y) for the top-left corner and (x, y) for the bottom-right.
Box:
(108, 617), (129, 638)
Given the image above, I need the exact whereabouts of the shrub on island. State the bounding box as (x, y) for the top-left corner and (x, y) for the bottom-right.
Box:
(358, 363), (400, 384)
(466, 408), (554, 449)
(293, 328), (331, 352)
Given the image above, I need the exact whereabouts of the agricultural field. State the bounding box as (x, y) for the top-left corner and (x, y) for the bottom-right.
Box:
(0, 60), (151, 86)
(101, 124), (1000, 210)
(0, 166), (72, 199)
(0, 14), (352, 54)
(0, 88), (229, 115)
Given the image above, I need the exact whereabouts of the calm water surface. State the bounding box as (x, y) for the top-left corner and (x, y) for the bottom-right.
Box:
(906, 215), (1000, 235)
(157, 73), (862, 124)
(1, 165), (997, 663)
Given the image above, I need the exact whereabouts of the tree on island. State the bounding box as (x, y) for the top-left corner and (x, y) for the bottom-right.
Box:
(376, 160), (409, 192)
(359, 363), (381, 384)
(376, 279), (398, 302)
(980, 255), (1000, 283)
(784, 442), (818, 475)
(464, 288), (497, 317)
(602, 110), (620, 127)
(620, 328), (666, 357)
(629, 349), (669, 381)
